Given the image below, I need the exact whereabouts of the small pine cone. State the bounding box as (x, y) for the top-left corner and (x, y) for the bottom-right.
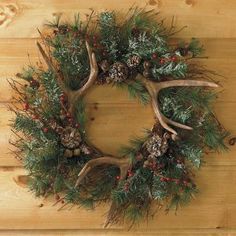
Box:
(30, 79), (40, 89)
(179, 47), (189, 56)
(143, 70), (151, 78)
(146, 133), (169, 158)
(60, 127), (81, 149)
(99, 60), (110, 72)
(109, 62), (129, 83)
(126, 55), (141, 68)
(58, 25), (69, 34)
(80, 144), (91, 155)
(143, 160), (150, 168)
(64, 149), (73, 158)
(73, 148), (81, 156)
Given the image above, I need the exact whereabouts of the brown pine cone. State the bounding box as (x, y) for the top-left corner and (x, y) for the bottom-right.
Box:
(99, 60), (110, 72)
(60, 127), (81, 149)
(146, 133), (169, 158)
(108, 62), (129, 83)
(126, 55), (141, 68)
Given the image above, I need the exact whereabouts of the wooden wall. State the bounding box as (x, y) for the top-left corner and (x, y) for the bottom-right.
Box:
(0, 0), (236, 235)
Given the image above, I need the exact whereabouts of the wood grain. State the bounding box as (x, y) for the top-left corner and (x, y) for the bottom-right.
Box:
(0, 0), (236, 38)
(0, 165), (236, 230)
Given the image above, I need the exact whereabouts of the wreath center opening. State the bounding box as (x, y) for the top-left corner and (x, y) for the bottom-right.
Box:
(84, 84), (155, 156)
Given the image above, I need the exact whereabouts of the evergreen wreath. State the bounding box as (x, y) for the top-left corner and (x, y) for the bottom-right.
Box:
(9, 8), (229, 227)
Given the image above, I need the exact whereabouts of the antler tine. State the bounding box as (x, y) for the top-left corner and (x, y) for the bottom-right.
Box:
(37, 42), (69, 94)
(158, 79), (219, 89)
(138, 74), (218, 136)
(151, 92), (193, 135)
(75, 156), (131, 188)
(74, 41), (98, 98)
(68, 41), (98, 115)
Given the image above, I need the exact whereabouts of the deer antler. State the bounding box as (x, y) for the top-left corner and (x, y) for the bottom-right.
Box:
(37, 41), (131, 187)
(137, 74), (219, 136)
(37, 41), (98, 116)
(75, 156), (131, 187)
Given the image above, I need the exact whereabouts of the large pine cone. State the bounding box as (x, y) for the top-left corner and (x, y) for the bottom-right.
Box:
(60, 127), (81, 149)
(146, 133), (169, 159)
(108, 62), (129, 82)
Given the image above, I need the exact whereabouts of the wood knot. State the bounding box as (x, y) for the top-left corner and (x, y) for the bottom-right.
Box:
(13, 175), (30, 188)
(0, 3), (19, 28)
(185, 0), (196, 6)
(148, 0), (162, 7)
(229, 137), (236, 146)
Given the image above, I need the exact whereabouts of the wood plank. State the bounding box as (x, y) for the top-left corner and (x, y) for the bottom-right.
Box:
(1, 165), (236, 229)
(1, 100), (236, 166)
(0, 38), (236, 103)
(0, 228), (235, 236)
(0, 0), (236, 38)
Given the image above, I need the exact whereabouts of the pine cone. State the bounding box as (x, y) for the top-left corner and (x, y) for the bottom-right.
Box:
(126, 55), (141, 68)
(99, 60), (110, 72)
(108, 62), (129, 83)
(80, 144), (92, 155)
(179, 47), (189, 56)
(146, 133), (169, 158)
(60, 127), (81, 149)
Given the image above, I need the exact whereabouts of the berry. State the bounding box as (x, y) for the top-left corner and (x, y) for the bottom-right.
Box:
(66, 112), (71, 118)
(116, 175), (120, 180)
(171, 56), (177, 62)
(102, 51), (107, 56)
(160, 58), (165, 64)
(75, 123), (80, 128)
(124, 183), (129, 191)
(183, 180), (188, 186)
(60, 94), (66, 102)
(152, 53), (158, 59)
(160, 177), (165, 182)
(32, 114), (38, 120)
(128, 172), (133, 177)
(68, 118), (73, 123)
(43, 127), (49, 133)
(23, 103), (29, 111)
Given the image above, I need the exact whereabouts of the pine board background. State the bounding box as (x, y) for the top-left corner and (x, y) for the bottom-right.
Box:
(0, 0), (236, 235)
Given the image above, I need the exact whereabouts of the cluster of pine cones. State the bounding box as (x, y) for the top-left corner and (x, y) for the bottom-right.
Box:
(142, 132), (170, 168)
(50, 121), (91, 158)
(98, 55), (144, 83)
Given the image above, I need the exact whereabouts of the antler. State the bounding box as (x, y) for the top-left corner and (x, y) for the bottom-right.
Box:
(75, 156), (131, 187)
(37, 40), (131, 187)
(137, 74), (219, 136)
(37, 41), (98, 116)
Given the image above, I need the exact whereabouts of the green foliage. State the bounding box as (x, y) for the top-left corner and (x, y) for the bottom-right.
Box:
(201, 116), (229, 151)
(115, 80), (150, 104)
(152, 61), (188, 80)
(14, 114), (44, 140)
(188, 38), (204, 57)
(10, 8), (228, 228)
(99, 11), (120, 61)
(178, 143), (203, 168)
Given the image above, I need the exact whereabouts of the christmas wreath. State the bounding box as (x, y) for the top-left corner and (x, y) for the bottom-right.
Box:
(10, 8), (228, 227)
